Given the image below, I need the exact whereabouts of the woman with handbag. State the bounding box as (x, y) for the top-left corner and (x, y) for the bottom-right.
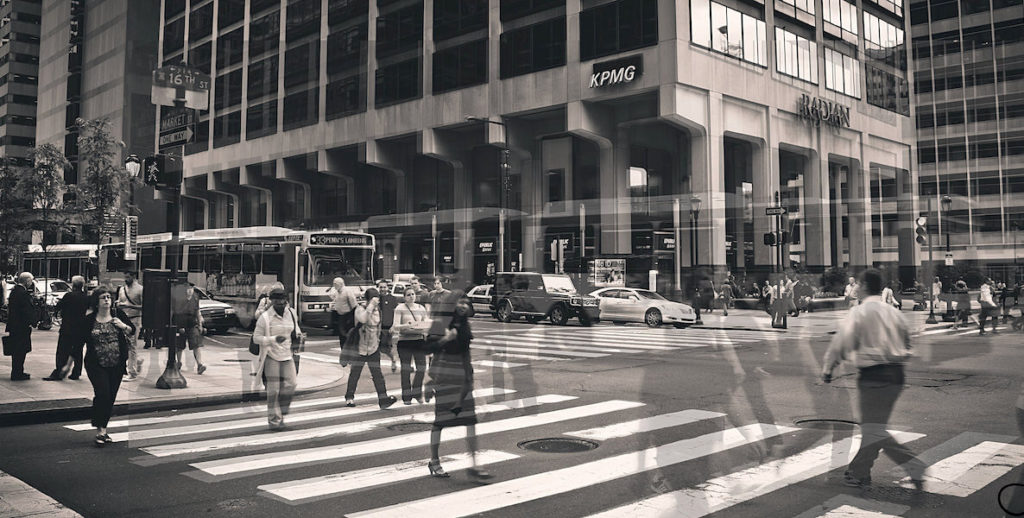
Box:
(83, 287), (136, 447)
(392, 287), (430, 405)
(426, 291), (492, 480)
(252, 286), (305, 430)
(344, 288), (398, 409)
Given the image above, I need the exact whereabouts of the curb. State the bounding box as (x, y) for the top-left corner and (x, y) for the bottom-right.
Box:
(0, 377), (347, 428)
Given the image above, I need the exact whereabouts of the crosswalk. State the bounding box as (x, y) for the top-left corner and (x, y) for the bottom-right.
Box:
(62, 386), (1024, 517)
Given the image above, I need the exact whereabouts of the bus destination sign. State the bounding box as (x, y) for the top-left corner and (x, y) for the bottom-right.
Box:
(309, 234), (373, 246)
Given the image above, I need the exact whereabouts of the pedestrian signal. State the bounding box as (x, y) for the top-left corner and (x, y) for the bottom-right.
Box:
(763, 232), (776, 246)
(780, 231), (789, 244)
(143, 154), (182, 189)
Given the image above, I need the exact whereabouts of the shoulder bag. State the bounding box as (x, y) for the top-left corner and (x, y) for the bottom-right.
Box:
(249, 312), (263, 355)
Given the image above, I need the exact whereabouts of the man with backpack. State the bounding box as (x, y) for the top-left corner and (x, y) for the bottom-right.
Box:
(117, 271), (144, 380)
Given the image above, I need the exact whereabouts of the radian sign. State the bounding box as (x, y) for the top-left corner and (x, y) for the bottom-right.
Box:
(798, 94), (851, 128)
(589, 55), (642, 88)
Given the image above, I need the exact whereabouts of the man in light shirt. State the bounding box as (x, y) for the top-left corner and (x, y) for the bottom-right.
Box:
(978, 278), (999, 335)
(821, 268), (926, 490)
(329, 277), (358, 347)
(844, 276), (859, 308)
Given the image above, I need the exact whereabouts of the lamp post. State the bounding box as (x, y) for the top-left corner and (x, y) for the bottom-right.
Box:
(924, 196), (937, 324)
(466, 116), (510, 273)
(690, 195), (703, 326)
(124, 154), (141, 211)
(941, 195), (953, 321)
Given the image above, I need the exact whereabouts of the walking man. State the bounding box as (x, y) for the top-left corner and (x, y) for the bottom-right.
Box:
(45, 276), (89, 381)
(116, 271), (144, 380)
(173, 283), (207, 374)
(978, 278), (999, 336)
(4, 272), (35, 380)
(821, 268), (926, 490)
(844, 276), (859, 309)
(376, 279), (399, 372)
(329, 277), (358, 347)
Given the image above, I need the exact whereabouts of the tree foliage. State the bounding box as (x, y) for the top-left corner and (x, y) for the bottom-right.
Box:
(0, 161), (27, 276)
(67, 118), (132, 245)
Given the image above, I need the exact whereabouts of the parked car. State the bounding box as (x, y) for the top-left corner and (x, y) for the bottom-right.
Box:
(193, 287), (240, 334)
(467, 284), (493, 313)
(490, 272), (599, 326)
(32, 278), (71, 307)
(589, 287), (696, 328)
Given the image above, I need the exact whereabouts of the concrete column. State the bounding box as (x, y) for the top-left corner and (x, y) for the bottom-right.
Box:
(277, 156), (319, 221)
(422, 128), (472, 272)
(847, 159), (871, 269)
(208, 171), (242, 228)
(804, 150), (832, 270)
(241, 163), (278, 226)
(567, 100), (627, 255)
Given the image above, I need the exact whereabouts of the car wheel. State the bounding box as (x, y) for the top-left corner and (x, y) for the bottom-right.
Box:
(549, 305), (569, 326)
(496, 301), (513, 323)
(674, 323), (691, 329)
(645, 309), (663, 328)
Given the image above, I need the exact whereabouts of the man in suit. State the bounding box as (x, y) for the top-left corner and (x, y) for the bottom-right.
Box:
(4, 272), (35, 380)
(45, 275), (89, 381)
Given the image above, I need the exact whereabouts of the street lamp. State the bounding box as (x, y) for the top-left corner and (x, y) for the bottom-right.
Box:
(690, 195), (703, 326)
(940, 195), (953, 321)
(466, 115), (510, 273)
(924, 196), (937, 324)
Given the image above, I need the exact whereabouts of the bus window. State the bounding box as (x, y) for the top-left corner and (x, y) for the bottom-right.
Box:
(140, 246), (162, 270)
(207, 249), (222, 274)
(262, 253), (283, 275)
(305, 247), (373, 286)
(223, 250), (241, 274)
(106, 249), (125, 272)
(167, 247), (182, 271)
(241, 252), (257, 274)
(187, 246), (203, 272)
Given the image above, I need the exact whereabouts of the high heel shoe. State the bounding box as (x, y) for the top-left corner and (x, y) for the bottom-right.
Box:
(468, 467), (493, 480)
(427, 460), (449, 478)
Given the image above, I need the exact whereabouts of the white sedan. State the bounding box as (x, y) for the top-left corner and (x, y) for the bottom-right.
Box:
(588, 287), (697, 328)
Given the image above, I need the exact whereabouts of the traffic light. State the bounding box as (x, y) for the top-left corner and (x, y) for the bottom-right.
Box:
(763, 232), (776, 246)
(915, 216), (929, 245)
(143, 154), (182, 189)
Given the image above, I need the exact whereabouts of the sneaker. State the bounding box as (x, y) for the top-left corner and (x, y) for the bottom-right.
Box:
(68, 374), (80, 380)
(345, 399), (355, 407)
(122, 374), (138, 382)
(197, 364), (207, 375)
(842, 472), (870, 488)
(10, 373), (30, 381)
(380, 396), (398, 410)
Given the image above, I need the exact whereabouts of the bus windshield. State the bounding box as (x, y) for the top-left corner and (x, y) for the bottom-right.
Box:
(306, 247), (373, 286)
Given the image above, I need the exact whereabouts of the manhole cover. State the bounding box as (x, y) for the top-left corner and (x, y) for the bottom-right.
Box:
(795, 418), (858, 430)
(518, 438), (599, 453)
(387, 422), (434, 432)
(222, 359), (251, 363)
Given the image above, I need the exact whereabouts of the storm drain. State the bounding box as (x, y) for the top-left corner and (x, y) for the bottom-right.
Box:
(388, 422), (434, 432)
(518, 438), (599, 453)
(794, 418), (859, 431)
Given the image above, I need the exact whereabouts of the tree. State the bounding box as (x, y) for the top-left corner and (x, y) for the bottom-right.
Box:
(67, 117), (133, 247)
(17, 144), (73, 283)
(0, 159), (28, 277)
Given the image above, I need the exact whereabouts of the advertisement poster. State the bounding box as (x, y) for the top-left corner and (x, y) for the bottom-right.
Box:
(593, 258), (625, 287)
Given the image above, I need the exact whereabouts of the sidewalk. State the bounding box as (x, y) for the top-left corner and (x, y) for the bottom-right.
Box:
(0, 327), (347, 426)
(694, 306), (960, 335)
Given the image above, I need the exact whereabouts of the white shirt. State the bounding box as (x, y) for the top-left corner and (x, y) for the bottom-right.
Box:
(823, 296), (912, 372)
(979, 284), (995, 307)
(881, 287), (897, 306)
(254, 307), (301, 362)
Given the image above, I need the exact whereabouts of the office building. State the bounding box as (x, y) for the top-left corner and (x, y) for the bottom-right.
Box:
(0, 0), (41, 168)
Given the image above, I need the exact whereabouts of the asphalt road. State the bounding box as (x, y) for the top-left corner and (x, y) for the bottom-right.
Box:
(1, 317), (1022, 518)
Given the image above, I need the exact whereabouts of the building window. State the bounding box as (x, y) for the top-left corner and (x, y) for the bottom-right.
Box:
(284, 41), (320, 88)
(433, 38), (487, 93)
(251, 0), (281, 16)
(326, 74), (366, 118)
(164, 17), (185, 56)
(213, 111), (241, 148)
(822, 0), (858, 35)
(189, 2), (214, 41)
(287, 0), (321, 42)
(328, 0), (369, 24)
(863, 12), (905, 71)
(191, 42), (212, 75)
(166, 0), (186, 19)
(375, 57), (421, 106)
(283, 87), (319, 130)
(434, 0), (487, 42)
(500, 0), (563, 21)
(690, 0), (768, 67)
(249, 12), (280, 59)
(779, 0), (815, 15)
(217, 28), (244, 68)
(219, 0), (246, 30)
(579, 0), (658, 61)
(246, 100), (278, 140)
(377, 3), (424, 59)
(185, 119), (210, 155)
(499, 16), (566, 78)
(824, 47), (860, 97)
(775, 27), (818, 83)
(214, 69), (242, 110)
(865, 65), (909, 115)
(327, 24), (367, 74)
(248, 56), (279, 101)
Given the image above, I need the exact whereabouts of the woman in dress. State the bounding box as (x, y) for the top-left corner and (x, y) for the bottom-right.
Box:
(83, 287), (135, 447)
(426, 291), (492, 480)
(392, 287), (430, 404)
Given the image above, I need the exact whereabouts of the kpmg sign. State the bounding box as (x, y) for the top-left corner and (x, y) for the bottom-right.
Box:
(589, 55), (642, 88)
(798, 94), (851, 128)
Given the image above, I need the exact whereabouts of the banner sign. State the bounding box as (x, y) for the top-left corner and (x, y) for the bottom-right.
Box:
(308, 234), (373, 247)
(593, 258), (626, 287)
(124, 216), (139, 261)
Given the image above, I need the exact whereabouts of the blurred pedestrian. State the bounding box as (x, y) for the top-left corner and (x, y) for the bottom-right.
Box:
(719, 276), (734, 316)
(881, 280), (899, 309)
(953, 280), (971, 330)
(393, 287), (430, 404)
(844, 276), (859, 308)
(784, 275), (799, 317)
(116, 271), (143, 380)
(978, 278), (999, 336)
(173, 283), (207, 374)
(426, 291), (492, 481)
(821, 268), (926, 490)
(45, 275), (89, 381)
(329, 277), (358, 349)
(410, 276), (431, 309)
(376, 279), (399, 373)
(931, 276), (942, 312)
(3, 272), (35, 380)
(345, 288), (397, 409)
(84, 287), (135, 447)
(253, 286), (303, 430)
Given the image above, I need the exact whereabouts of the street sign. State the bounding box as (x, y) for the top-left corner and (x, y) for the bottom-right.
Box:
(124, 216), (139, 261)
(945, 253), (954, 266)
(152, 64), (211, 110)
(765, 206), (788, 216)
(159, 126), (194, 149)
(160, 107), (195, 133)
(101, 211), (123, 236)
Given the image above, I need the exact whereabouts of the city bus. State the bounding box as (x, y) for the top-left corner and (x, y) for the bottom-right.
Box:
(98, 226), (375, 327)
(21, 244), (99, 282)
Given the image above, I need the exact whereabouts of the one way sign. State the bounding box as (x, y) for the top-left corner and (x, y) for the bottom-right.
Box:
(159, 126), (194, 150)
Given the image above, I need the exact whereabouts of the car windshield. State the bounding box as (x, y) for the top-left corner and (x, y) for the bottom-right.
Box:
(49, 281), (70, 292)
(306, 247), (373, 287)
(636, 290), (667, 301)
(193, 288), (210, 300)
(542, 275), (577, 294)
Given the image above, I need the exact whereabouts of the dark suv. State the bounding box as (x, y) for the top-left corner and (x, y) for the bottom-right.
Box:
(490, 272), (600, 326)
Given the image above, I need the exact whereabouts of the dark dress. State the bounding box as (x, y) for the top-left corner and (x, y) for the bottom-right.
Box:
(432, 313), (476, 428)
(84, 309), (135, 429)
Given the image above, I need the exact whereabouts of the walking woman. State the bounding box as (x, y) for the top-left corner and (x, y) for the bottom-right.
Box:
(392, 287), (430, 404)
(426, 291), (492, 480)
(83, 287), (135, 447)
(253, 286), (304, 430)
(344, 288), (398, 409)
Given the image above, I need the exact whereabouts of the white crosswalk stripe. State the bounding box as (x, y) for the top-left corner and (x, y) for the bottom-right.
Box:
(791, 495), (909, 518)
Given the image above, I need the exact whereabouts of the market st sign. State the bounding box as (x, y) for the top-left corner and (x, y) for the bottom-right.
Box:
(798, 94), (851, 128)
(589, 55), (642, 88)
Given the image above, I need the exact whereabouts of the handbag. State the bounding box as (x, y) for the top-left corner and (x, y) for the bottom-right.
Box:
(289, 308), (305, 353)
(2, 334), (11, 356)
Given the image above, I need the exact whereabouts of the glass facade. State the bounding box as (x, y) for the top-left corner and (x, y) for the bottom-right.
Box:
(775, 27), (818, 83)
(690, 0), (768, 67)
